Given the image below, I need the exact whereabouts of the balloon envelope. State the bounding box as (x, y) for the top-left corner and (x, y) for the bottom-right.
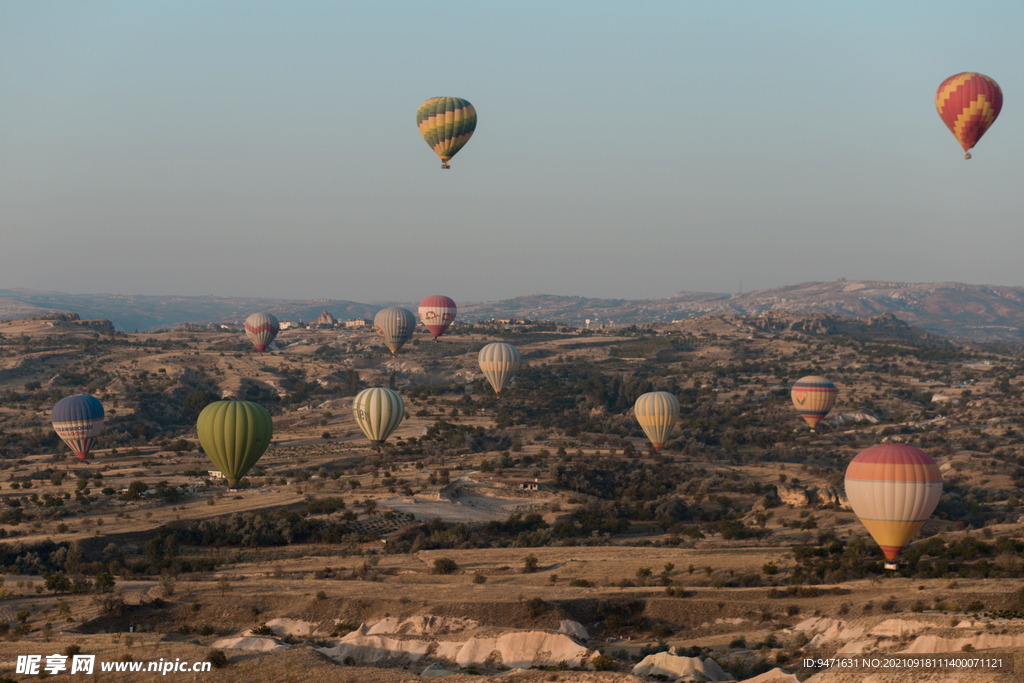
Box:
(51, 394), (105, 461)
(417, 97), (477, 166)
(791, 376), (837, 430)
(245, 313), (280, 354)
(634, 391), (679, 452)
(845, 444), (942, 560)
(936, 73), (1002, 156)
(352, 388), (405, 448)
(373, 308), (417, 355)
(478, 343), (520, 394)
(419, 295), (457, 340)
(197, 400), (273, 487)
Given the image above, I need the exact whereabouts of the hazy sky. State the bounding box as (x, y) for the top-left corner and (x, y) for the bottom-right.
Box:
(2, 1), (1022, 302)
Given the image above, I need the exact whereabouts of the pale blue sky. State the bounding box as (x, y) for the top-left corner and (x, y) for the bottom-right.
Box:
(2, 1), (1022, 302)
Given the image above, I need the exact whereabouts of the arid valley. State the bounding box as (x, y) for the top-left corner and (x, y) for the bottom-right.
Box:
(0, 309), (1022, 682)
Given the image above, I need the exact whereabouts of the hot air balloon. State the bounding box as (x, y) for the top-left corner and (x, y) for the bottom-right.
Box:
(245, 313), (280, 354)
(634, 391), (679, 452)
(845, 444), (942, 568)
(478, 343), (520, 395)
(352, 388), (405, 450)
(373, 307), (417, 356)
(417, 97), (476, 169)
(791, 376), (837, 431)
(935, 72), (1002, 159)
(197, 400), (273, 487)
(51, 394), (105, 461)
(419, 295), (457, 341)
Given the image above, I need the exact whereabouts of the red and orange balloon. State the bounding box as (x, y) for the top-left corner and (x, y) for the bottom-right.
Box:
(845, 444), (943, 562)
(935, 72), (1002, 159)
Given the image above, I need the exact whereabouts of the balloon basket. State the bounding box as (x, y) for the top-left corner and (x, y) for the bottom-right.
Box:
(884, 562), (898, 570)
(964, 153), (972, 160)
(441, 164), (450, 169)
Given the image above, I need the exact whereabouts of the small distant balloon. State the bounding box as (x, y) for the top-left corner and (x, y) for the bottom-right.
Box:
(417, 97), (476, 169)
(196, 400), (273, 488)
(634, 391), (679, 452)
(935, 72), (1002, 159)
(845, 444), (942, 562)
(791, 376), (837, 431)
(51, 394), (105, 461)
(419, 295), (457, 340)
(245, 313), (280, 354)
(373, 308), (417, 356)
(352, 388), (405, 450)
(478, 343), (519, 394)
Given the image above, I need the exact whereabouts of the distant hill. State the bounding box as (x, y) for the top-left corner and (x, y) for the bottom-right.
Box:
(0, 290), (388, 334)
(3, 280), (1024, 343)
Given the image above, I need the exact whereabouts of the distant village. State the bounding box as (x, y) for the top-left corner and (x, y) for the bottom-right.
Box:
(179, 310), (628, 334)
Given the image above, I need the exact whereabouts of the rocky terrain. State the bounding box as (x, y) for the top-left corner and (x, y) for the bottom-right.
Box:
(7, 279), (1024, 342)
(0, 310), (1022, 681)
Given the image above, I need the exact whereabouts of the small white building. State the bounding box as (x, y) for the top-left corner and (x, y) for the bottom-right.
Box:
(207, 470), (226, 479)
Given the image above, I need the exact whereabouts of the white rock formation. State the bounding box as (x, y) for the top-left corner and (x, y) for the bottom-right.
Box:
(739, 668), (801, 683)
(455, 632), (593, 669)
(365, 615), (478, 636)
(558, 620), (589, 641)
(632, 652), (730, 681)
(901, 632), (1024, 653)
(264, 618), (316, 637)
(210, 636), (290, 652)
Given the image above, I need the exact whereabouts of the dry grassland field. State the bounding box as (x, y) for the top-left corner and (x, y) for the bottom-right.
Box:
(0, 312), (1023, 682)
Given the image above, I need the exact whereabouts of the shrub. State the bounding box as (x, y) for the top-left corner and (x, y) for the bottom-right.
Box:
(591, 653), (616, 671)
(523, 554), (540, 573)
(785, 605), (800, 616)
(473, 573), (487, 584)
(762, 562), (778, 575)
(205, 650), (228, 669)
(250, 623), (272, 636)
(569, 578), (590, 587)
(650, 623), (672, 639)
(433, 557), (458, 575)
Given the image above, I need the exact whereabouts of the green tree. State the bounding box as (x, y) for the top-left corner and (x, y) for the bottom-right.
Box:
(183, 391), (217, 420)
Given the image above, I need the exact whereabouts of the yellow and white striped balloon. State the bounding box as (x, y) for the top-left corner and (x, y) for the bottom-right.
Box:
(352, 388), (404, 448)
(478, 343), (520, 394)
(634, 391), (679, 452)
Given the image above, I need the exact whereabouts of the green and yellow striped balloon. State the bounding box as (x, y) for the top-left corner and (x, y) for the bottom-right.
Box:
(352, 388), (405, 450)
(196, 400), (273, 487)
(417, 97), (476, 168)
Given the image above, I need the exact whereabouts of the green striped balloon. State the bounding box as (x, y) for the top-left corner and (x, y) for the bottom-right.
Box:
(417, 97), (477, 167)
(478, 342), (520, 394)
(352, 388), (405, 449)
(197, 401), (273, 487)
